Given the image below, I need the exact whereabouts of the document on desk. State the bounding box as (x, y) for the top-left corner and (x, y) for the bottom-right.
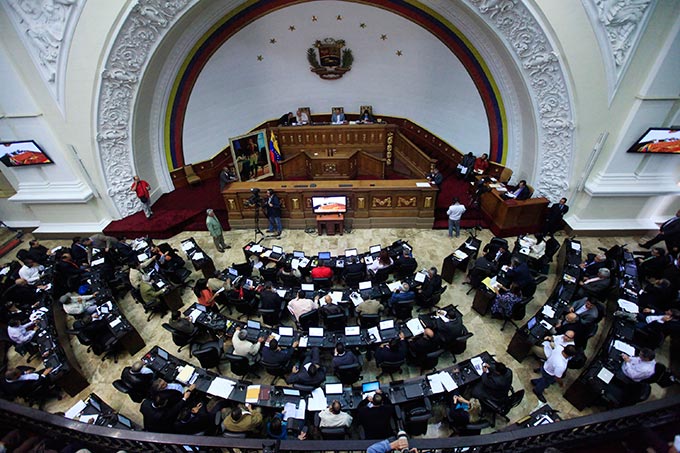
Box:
(283, 400), (306, 420)
(428, 373), (445, 394)
(297, 336), (309, 347)
(307, 388), (326, 411)
(251, 244), (263, 253)
(439, 371), (458, 392)
(470, 357), (484, 375)
(386, 281), (402, 292)
(291, 258), (300, 269)
(597, 367), (614, 384)
(617, 299), (639, 314)
(246, 385), (261, 403)
(541, 305), (556, 318)
(79, 414), (98, 424)
(109, 317), (122, 329)
(406, 318), (425, 336)
(192, 252), (204, 260)
(276, 289), (287, 297)
(181, 241), (194, 252)
(206, 377), (236, 399)
(330, 291), (344, 303)
(261, 250), (272, 258)
(613, 340), (635, 356)
(416, 182), (431, 188)
(65, 400), (87, 419)
(367, 326), (381, 343)
(176, 365), (196, 384)
(453, 250), (468, 260)
(189, 308), (202, 323)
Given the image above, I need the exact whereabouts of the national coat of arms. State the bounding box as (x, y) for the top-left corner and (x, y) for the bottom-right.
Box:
(307, 38), (353, 80)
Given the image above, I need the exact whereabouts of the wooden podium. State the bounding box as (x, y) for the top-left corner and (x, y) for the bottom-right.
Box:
(316, 214), (344, 236)
(480, 190), (548, 237)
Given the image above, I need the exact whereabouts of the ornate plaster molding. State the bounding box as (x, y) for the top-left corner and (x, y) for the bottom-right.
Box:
(465, 0), (575, 202)
(2, 0), (84, 112)
(582, 0), (656, 103)
(96, 0), (193, 217)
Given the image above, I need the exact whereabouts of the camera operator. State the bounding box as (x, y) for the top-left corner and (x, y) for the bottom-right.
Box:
(367, 431), (419, 453)
(265, 188), (282, 238)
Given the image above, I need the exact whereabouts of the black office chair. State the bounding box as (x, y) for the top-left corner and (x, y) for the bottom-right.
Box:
(298, 309), (320, 330)
(314, 412), (349, 440)
(279, 273), (301, 287)
(417, 285), (447, 311)
(259, 307), (283, 326)
(391, 299), (415, 321)
(112, 379), (141, 403)
(312, 277), (332, 291)
(190, 339), (225, 373)
(446, 409), (491, 436)
(403, 397), (432, 436)
(335, 362), (363, 385)
(371, 266), (392, 284)
(396, 261), (419, 281)
(260, 267), (278, 283)
(291, 383), (316, 393)
(449, 331), (474, 363)
(483, 388), (524, 427)
(359, 313), (380, 329)
(499, 296), (533, 331)
(377, 359), (405, 381)
(230, 262), (252, 277)
(229, 294), (259, 320)
(224, 353), (261, 380)
(344, 271), (364, 289)
(162, 323), (200, 354)
(418, 348), (445, 373)
(323, 312), (347, 331)
(261, 361), (290, 385)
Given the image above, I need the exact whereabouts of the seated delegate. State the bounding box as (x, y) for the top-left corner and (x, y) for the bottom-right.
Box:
(504, 180), (531, 200)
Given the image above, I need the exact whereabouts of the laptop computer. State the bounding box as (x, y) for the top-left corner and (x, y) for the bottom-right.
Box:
(344, 326), (363, 346)
(270, 245), (284, 261)
(318, 251), (331, 261)
(227, 267), (239, 278)
(379, 319), (398, 341)
(308, 327), (325, 347)
(325, 383), (343, 395)
(278, 326), (295, 347)
(404, 382), (425, 399)
(345, 248), (358, 257)
(369, 245), (382, 257)
(246, 320), (261, 342)
(293, 251), (305, 258)
(362, 381), (380, 399)
(150, 347), (169, 371)
(301, 283), (315, 299)
(359, 281), (373, 299)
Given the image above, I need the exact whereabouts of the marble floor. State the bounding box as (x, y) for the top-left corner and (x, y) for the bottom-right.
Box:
(3, 226), (677, 438)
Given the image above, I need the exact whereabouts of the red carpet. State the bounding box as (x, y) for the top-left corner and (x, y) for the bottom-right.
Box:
(104, 179), (230, 239)
(433, 176), (489, 230)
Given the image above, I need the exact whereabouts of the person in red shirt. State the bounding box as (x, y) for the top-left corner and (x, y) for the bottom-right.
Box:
(194, 278), (219, 313)
(311, 261), (333, 279)
(473, 153), (489, 174)
(131, 175), (153, 218)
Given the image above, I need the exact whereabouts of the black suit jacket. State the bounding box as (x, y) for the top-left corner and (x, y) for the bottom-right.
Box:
(261, 346), (294, 367)
(420, 274), (442, 300)
(259, 291), (282, 311)
(356, 398), (395, 439)
(474, 368), (513, 402)
(140, 398), (187, 433)
(374, 340), (407, 365)
(408, 336), (439, 359)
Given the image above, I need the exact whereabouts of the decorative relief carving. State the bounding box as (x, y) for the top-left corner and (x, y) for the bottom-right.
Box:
(96, 0), (192, 217)
(357, 197), (365, 209)
(3, 0), (82, 106)
(397, 196), (416, 208)
(291, 198), (299, 210)
(227, 198), (236, 210)
(594, 0), (652, 68)
(424, 196), (432, 209)
(372, 196), (392, 208)
(466, 0), (575, 201)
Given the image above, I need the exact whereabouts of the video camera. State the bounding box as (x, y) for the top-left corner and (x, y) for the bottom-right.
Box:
(244, 187), (265, 207)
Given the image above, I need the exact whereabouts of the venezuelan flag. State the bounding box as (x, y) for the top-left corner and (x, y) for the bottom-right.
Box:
(269, 131), (281, 173)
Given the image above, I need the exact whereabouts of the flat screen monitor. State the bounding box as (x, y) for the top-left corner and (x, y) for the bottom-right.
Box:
(272, 245), (284, 254)
(312, 196), (347, 214)
(279, 326), (294, 336)
(301, 283), (314, 291)
(0, 140), (53, 167)
(247, 320), (260, 330)
(527, 317), (537, 330)
(626, 128), (680, 154)
(379, 320), (394, 330)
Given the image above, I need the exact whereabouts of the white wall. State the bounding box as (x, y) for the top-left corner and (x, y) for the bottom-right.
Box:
(182, 1), (489, 163)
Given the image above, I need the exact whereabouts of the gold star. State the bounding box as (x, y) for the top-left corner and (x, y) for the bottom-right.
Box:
(257, 55), (263, 61)
(312, 15), (317, 22)
(270, 38), (277, 44)
(396, 50), (403, 56)
(380, 34), (388, 41)
(360, 23), (366, 28)
(289, 25), (296, 31)
(336, 15), (343, 21)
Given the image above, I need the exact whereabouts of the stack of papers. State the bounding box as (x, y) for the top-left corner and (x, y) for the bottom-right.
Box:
(542, 305), (556, 318)
(367, 326), (381, 343)
(298, 336), (309, 348)
(181, 242), (194, 252)
(65, 400), (87, 419)
(206, 377), (236, 399)
(617, 299), (639, 314)
(597, 367), (614, 384)
(386, 281), (402, 292)
(176, 365), (196, 384)
(453, 250), (469, 260)
(283, 400), (306, 420)
(246, 385), (261, 403)
(470, 357), (484, 375)
(416, 182), (431, 188)
(428, 371), (458, 394)
(570, 241), (581, 251)
(613, 340), (635, 356)
(251, 244), (264, 253)
(307, 388), (327, 411)
(261, 250), (272, 258)
(330, 291), (344, 303)
(192, 252), (204, 260)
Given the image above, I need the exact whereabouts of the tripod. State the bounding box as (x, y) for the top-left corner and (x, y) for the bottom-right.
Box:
(253, 203), (265, 242)
(466, 191), (484, 238)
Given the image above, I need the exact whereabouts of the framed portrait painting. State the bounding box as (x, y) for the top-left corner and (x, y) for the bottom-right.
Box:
(229, 129), (272, 182)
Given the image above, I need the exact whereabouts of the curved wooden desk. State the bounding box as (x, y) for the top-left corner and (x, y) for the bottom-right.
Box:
(480, 189), (548, 237)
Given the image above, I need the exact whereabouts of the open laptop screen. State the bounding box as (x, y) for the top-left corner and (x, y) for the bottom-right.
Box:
(318, 251), (331, 260)
(362, 381), (380, 393)
(345, 248), (358, 257)
(369, 245), (381, 254)
(359, 281), (372, 290)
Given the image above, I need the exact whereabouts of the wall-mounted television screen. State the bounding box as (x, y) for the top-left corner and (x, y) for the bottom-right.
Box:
(626, 128), (680, 154)
(0, 140), (53, 167)
(312, 196), (347, 214)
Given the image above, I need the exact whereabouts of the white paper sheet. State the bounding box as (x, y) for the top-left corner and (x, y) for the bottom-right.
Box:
(617, 299), (639, 314)
(79, 414), (98, 424)
(542, 306), (555, 318)
(181, 242), (194, 251)
(192, 252), (204, 260)
(330, 291), (344, 303)
(386, 281), (402, 292)
(189, 308), (202, 323)
(597, 367), (614, 384)
(283, 400), (306, 420)
(439, 371), (458, 392)
(276, 289), (287, 297)
(470, 357), (484, 375)
(298, 336), (309, 348)
(427, 374), (445, 394)
(406, 318), (425, 336)
(613, 340), (635, 356)
(65, 400), (87, 419)
(416, 182), (431, 187)
(206, 377), (236, 399)
(367, 326), (381, 343)
(453, 250), (468, 260)
(307, 388), (327, 411)
(109, 317), (122, 328)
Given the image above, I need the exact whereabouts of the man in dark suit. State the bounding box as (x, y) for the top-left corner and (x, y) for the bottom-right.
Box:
(70, 237), (89, 266)
(343, 256), (365, 279)
(432, 312), (465, 344)
(543, 198), (569, 235)
(577, 268), (611, 299)
(407, 328), (439, 363)
(506, 257), (535, 296)
(261, 338), (296, 368)
(506, 180), (531, 200)
(122, 361), (155, 399)
(259, 281), (283, 312)
(640, 209), (680, 250)
(568, 297), (599, 324)
(580, 253), (608, 278)
(331, 342), (361, 372)
(140, 385), (194, 433)
(471, 362), (513, 404)
(554, 312), (589, 349)
(417, 267), (442, 305)
(394, 249), (418, 276)
(286, 347), (326, 387)
(374, 333), (407, 366)
(356, 390), (396, 439)
(637, 247), (668, 280)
